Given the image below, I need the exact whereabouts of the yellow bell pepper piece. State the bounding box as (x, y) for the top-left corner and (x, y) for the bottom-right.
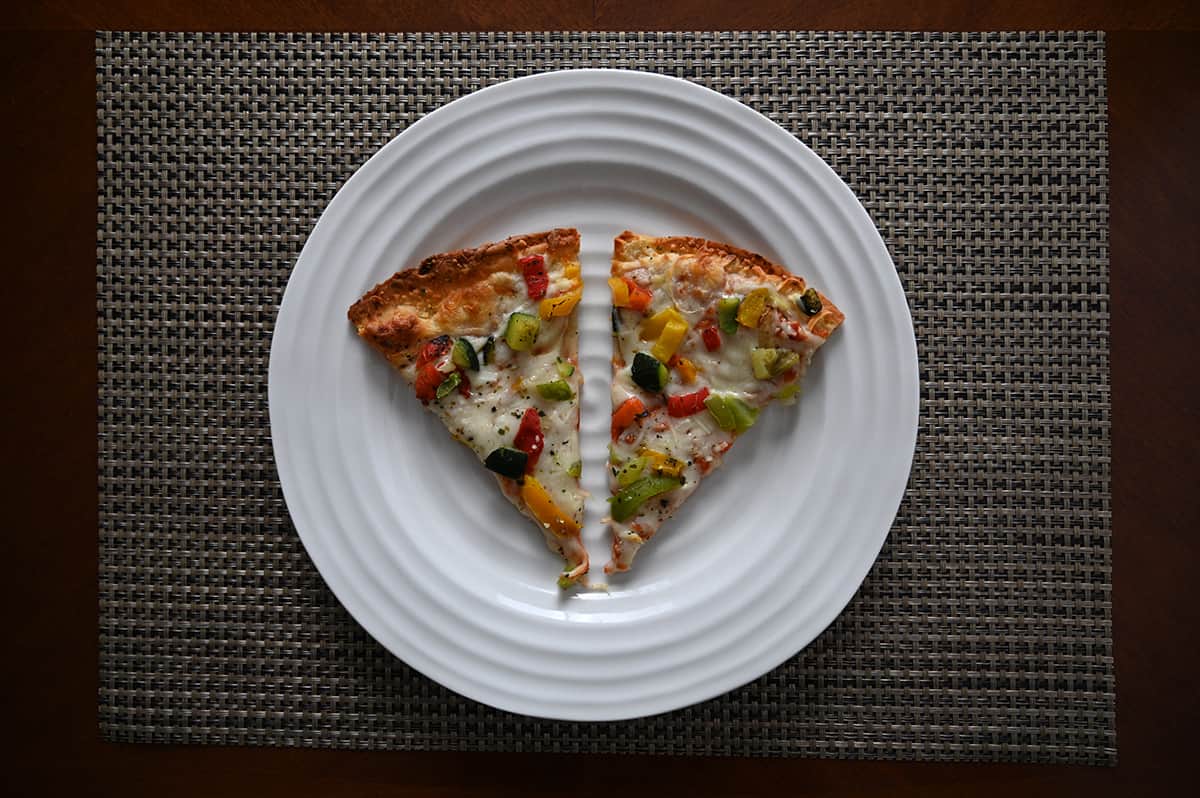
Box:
(736, 287), (769, 327)
(520, 476), (581, 539)
(640, 306), (686, 340)
(608, 276), (630, 306)
(650, 318), (688, 362)
(539, 288), (582, 319)
(674, 356), (698, 384)
(563, 261), (581, 280)
(638, 447), (686, 478)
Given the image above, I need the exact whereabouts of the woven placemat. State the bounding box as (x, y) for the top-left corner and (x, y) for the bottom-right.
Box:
(98, 31), (1112, 763)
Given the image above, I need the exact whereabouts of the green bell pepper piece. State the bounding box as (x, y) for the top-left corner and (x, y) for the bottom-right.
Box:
(717, 296), (741, 334)
(615, 456), (647, 488)
(435, 371), (461, 399)
(704, 392), (759, 434)
(608, 475), (682, 522)
(776, 383), (801, 403)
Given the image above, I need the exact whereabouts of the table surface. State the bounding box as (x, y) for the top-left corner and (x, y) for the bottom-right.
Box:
(3, 3), (1197, 796)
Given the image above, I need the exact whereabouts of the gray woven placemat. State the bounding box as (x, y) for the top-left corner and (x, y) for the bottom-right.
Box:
(98, 31), (1112, 763)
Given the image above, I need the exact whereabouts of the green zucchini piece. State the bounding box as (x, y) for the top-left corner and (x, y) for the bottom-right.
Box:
(484, 447), (528, 479)
(503, 312), (540, 351)
(704, 393), (759, 434)
(536, 379), (574, 401)
(451, 338), (479, 371)
(630, 352), (669, 393)
(799, 287), (823, 315)
(751, 347), (802, 379)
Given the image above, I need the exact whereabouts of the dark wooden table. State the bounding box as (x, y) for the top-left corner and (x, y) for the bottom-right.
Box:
(4, 3), (1197, 795)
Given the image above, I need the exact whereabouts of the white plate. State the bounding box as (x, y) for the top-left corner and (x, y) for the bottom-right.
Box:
(269, 69), (919, 721)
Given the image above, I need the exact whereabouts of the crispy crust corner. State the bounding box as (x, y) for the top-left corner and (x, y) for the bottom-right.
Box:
(613, 230), (845, 337)
(348, 228), (580, 365)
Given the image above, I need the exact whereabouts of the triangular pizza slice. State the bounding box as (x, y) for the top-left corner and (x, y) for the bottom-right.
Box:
(606, 231), (845, 573)
(348, 229), (589, 587)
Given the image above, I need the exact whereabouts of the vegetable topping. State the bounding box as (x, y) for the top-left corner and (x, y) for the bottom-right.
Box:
(750, 347), (801, 380)
(650, 318), (688, 363)
(503, 311), (540, 351)
(704, 392), (759, 434)
(666, 386), (710, 417)
(451, 337), (479, 371)
(736, 287), (769, 328)
(512, 407), (544, 472)
(800, 287), (823, 315)
(631, 352), (669, 393)
(413, 335), (453, 403)
(536, 379), (574, 401)
(521, 476), (580, 538)
(540, 289), (581, 319)
(484, 447), (528, 480)
(611, 396), (647, 439)
(435, 371), (461, 399)
(610, 276), (652, 312)
(609, 475), (683, 523)
(520, 254), (548, 299)
(717, 297), (741, 333)
(615, 456), (647, 487)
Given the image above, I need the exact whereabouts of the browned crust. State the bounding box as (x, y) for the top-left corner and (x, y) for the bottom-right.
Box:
(613, 230), (845, 337)
(347, 228), (580, 367)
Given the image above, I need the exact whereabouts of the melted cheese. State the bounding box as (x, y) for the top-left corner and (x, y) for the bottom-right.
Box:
(408, 253), (586, 554)
(607, 250), (829, 571)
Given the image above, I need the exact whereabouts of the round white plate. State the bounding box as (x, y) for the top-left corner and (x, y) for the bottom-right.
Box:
(269, 69), (919, 721)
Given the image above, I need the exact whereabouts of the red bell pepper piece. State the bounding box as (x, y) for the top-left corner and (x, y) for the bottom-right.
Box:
(414, 365), (442, 403)
(413, 336), (452, 403)
(699, 323), (721, 352)
(416, 335), (451, 368)
(520, 255), (549, 300)
(667, 387), (710, 417)
(513, 407), (544, 472)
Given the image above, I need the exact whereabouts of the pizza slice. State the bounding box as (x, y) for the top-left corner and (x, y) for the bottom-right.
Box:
(348, 229), (589, 587)
(605, 231), (845, 573)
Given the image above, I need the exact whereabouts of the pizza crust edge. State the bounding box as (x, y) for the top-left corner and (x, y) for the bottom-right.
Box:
(611, 230), (845, 338)
(347, 228), (581, 368)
